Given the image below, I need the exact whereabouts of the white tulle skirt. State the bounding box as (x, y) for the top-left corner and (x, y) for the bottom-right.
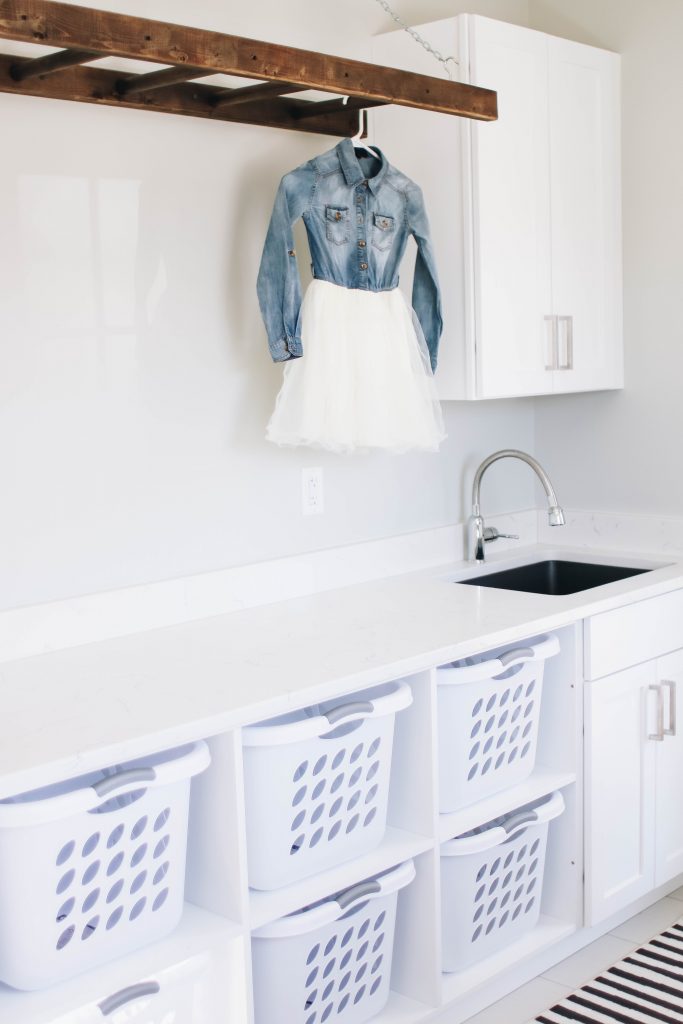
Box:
(266, 280), (446, 454)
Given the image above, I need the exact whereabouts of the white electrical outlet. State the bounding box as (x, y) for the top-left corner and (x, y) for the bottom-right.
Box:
(302, 467), (324, 516)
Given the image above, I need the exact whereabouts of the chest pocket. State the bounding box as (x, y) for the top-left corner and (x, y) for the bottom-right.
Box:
(372, 212), (395, 252)
(325, 205), (350, 245)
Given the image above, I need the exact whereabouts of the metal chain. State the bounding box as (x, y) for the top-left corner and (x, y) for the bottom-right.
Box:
(372, 0), (459, 77)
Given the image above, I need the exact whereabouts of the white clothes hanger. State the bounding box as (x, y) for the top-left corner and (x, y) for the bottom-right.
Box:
(345, 102), (381, 162)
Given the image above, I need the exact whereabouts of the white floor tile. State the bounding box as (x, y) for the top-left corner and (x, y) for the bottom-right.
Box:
(435, 978), (571, 1024)
(541, 933), (635, 988)
(668, 884), (683, 902)
(610, 896), (683, 943)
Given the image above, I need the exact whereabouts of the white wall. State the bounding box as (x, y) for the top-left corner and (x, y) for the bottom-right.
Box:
(0, 0), (537, 610)
(529, 0), (683, 516)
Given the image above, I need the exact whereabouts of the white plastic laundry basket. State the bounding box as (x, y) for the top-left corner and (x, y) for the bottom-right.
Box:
(0, 740), (210, 991)
(242, 681), (413, 890)
(437, 634), (559, 812)
(440, 790), (565, 971)
(252, 859), (415, 1024)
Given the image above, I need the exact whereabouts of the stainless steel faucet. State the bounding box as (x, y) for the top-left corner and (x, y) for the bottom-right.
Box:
(468, 449), (566, 562)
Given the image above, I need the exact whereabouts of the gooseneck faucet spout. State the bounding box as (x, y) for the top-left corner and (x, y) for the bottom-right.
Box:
(468, 449), (565, 562)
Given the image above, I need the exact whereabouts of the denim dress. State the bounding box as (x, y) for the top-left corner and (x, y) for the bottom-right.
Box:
(257, 139), (446, 454)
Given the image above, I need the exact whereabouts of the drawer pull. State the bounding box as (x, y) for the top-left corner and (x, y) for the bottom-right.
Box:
(663, 679), (677, 737)
(648, 684), (665, 741)
(99, 981), (160, 1015)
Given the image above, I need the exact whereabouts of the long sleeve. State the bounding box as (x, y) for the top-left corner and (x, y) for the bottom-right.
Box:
(257, 168), (313, 362)
(406, 185), (443, 373)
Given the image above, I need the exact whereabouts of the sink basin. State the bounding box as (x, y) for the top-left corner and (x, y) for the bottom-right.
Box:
(458, 559), (651, 596)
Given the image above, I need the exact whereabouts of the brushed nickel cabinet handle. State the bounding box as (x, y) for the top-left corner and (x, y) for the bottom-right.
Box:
(558, 315), (574, 370)
(662, 680), (677, 737)
(649, 684), (665, 741)
(544, 315), (558, 371)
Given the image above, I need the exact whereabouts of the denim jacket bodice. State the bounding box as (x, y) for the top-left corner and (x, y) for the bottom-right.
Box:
(256, 139), (443, 371)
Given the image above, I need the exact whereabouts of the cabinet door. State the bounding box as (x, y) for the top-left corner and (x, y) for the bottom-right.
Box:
(469, 17), (553, 398)
(548, 37), (623, 392)
(655, 650), (683, 885)
(585, 663), (656, 925)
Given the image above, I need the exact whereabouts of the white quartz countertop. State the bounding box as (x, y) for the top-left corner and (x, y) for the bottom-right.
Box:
(1, 542), (682, 797)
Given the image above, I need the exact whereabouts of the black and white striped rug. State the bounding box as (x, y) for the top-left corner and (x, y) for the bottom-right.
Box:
(534, 919), (683, 1022)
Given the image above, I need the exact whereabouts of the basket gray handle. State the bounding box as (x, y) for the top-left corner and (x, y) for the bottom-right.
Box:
(324, 701), (374, 725)
(99, 981), (160, 1015)
(498, 647), (535, 667)
(336, 879), (381, 909)
(93, 767), (157, 797)
(502, 809), (538, 835)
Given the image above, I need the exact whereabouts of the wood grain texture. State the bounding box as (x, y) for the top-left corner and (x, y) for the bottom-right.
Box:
(0, 54), (360, 136)
(8, 45), (99, 80)
(0, 0), (498, 120)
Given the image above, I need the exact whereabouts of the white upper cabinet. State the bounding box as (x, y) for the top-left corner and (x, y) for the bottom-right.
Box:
(373, 16), (623, 400)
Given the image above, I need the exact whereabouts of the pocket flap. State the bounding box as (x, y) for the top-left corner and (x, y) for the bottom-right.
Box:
(326, 205), (349, 222)
(373, 213), (394, 231)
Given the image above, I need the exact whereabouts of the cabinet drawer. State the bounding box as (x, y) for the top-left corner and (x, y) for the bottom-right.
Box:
(585, 589), (683, 679)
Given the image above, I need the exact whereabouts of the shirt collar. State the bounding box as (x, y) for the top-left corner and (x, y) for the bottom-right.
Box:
(336, 138), (388, 195)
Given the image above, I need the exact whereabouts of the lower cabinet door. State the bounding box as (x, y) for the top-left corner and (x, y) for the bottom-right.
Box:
(655, 650), (683, 886)
(585, 663), (656, 925)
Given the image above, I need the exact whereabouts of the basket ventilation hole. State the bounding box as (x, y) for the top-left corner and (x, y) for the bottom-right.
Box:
(56, 870), (75, 895)
(370, 976), (382, 996)
(305, 1012), (316, 1024)
(340, 951), (352, 971)
(153, 835), (170, 859)
(56, 925), (75, 950)
(106, 906), (123, 930)
(472, 925), (482, 942)
(82, 888), (100, 913)
(331, 749), (345, 770)
(323, 958), (336, 978)
(311, 803), (325, 825)
(357, 940), (369, 960)
(373, 932), (384, 952)
(468, 765), (478, 781)
(313, 755), (327, 776)
(321, 1005), (332, 1023)
(293, 786), (307, 807)
(328, 821), (341, 841)
(293, 760), (308, 782)
(312, 781), (326, 800)
(346, 814), (359, 834)
(474, 884), (485, 903)
(469, 743), (480, 762)
(306, 968), (318, 987)
(473, 905), (483, 923)
(81, 916), (99, 941)
(513, 904), (522, 920)
(290, 835), (305, 855)
(153, 808), (171, 832)
(470, 721), (481, 739)
(354, 985), (366, 1005)
(499, 910), (509, 928)
(309, 828), (323, 848)
(512, 706), (522, 723)
(131, 816), (148, 841)
(107, 824), (125, 848)
(490, 857), (501, 875)
(56, 897), (75, 922)
(338, 993), (350, 1012)
(130, 871), (147, 895)
(524, 701), (535, 718)
(56, 840), (75, 866)
(526, 680), (535, 696)
(523, 721), (533, 738)
(349, 767), (362, 787)
(339, 971), (351, 991)
(472, 699), (483, 717)
(322, 980), (334, 1000)
(366, 761), (380, 782)
(341, 929), (353, 948)
(348, 790), (361, 811)
(371, 953), (383, 973)
(330, 774), (344, 794)
(291, 810), (306, 832)
(107, 853), (124, 877)
(367, 737), (381, 758)
(374, 911), (385, 930)
(350, 743), (364, 763)
(525, 898), (535, 914)
(498, 712), (509, 729)
(364, 808), (377, 827)
(81, 832), (100, 858)
(324, 936), (337, 955)
(306, 943), (320, 965)
(485, 919), (495, 935)
(131, 843), (147, 868)
(513, 685), (523, 701)
(486, 694), (496, 712)
(130, 897), (147, 920)
(355, 963), (367, 982)
(508, 748), (518, 764)
(530, 839), (540, 856)
(152, 888), (169, 911)
(495, 753), (506, 769)
(107, 880), (124, 903)
(153, 861), (170, 885)
(329, 797), (343, 818)
(500, 689), (510, 706)
(483, 737), (494, 755)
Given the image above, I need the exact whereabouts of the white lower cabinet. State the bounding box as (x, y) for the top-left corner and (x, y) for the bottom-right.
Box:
(585, 648), (683, 925)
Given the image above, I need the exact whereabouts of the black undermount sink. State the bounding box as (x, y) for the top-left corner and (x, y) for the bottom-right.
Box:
(459, 559), (651, 596)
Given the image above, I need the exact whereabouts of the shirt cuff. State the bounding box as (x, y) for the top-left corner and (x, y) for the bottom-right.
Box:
(270, 335), (303, 362)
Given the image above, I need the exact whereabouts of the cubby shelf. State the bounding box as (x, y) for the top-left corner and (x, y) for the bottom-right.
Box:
(441, 915), (577, 1004)
(0, 903), (246, 1024)
(438, 767), (578, 841)
(249, 827), (433, 930)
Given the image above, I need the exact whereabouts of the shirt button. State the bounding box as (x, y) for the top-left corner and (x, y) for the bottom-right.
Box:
(360, 262), (368, 270)
(358, 240), (366, 248)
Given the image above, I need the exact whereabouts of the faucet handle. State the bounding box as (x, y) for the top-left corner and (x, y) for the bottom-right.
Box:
(483, 526), (520, 543)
